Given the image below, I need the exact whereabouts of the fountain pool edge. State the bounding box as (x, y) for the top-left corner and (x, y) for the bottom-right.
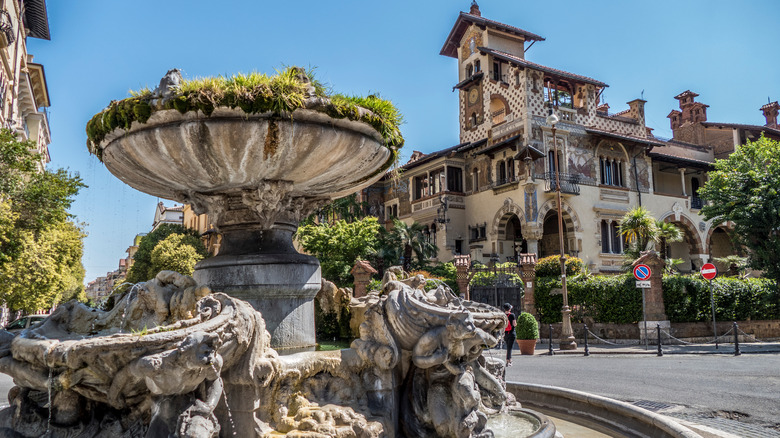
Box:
(507, 382), (704, 438)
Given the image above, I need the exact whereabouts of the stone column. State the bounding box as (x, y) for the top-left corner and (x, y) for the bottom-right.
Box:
(351, 261), (377, 298)
(679, 168), (687, 196)
(633, 251), (669, 340)
(454, 255), (471, 300)
(519, 253), (538, 316)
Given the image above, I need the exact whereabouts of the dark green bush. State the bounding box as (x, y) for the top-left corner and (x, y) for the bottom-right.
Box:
(663, 275), (779, 322)
(516, 312), (539, 340)
(534, 273), (778, 325)
(535, 255), (585, 277)
(535, 273), (641, 324)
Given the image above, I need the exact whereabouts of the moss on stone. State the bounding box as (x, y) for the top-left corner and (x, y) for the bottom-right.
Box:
(86, 67), (404, 161)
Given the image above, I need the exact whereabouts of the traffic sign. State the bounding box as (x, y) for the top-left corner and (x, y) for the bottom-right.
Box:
(633, 264), (652, 281)
(701, 263), (718, 280)
(636, 280), (651, 288)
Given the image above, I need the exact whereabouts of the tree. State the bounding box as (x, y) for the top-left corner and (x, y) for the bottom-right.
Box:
(297, 217), (381, 285)
(618, 207), (682, 262)
(384, 218), (438, 272)
(0, 129), (87, 312)
(618, 206), (658, 258)
(700, 135), (780, 289)
(150, 234), (205, 276)
(655, 220), (683, 260)
(125, 224), (208, 283)
(0, 220), (86, 313)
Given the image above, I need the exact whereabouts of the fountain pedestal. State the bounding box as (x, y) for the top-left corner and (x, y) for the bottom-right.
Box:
(194, 222), (321, 350)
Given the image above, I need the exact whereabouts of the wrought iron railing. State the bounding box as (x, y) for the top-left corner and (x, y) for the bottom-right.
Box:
(539, 172), (581, 195)
(491, 175), (520, 188)
(691, 196), (704, 209)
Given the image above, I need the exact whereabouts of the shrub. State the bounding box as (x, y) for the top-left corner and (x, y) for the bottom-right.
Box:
(535, 255), (585, 278)
(534, 273), (778, 325)
(663, 275), (779, 322)
(516, 312), (540, 340)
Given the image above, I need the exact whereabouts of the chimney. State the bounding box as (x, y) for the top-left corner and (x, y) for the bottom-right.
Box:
(760, 101), (780, 129)
(668, 110), (682, 131)
(627, 99), (647, 133)
(469, 0), (481, 16)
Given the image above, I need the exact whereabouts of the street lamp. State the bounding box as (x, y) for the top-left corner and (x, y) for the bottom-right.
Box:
(546, 108), (577, 350)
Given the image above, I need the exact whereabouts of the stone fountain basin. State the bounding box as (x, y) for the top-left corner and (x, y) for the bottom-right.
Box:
(96, 107), (393, 202)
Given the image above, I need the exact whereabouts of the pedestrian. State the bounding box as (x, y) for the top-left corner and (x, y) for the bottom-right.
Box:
(502, 303), (516, 366)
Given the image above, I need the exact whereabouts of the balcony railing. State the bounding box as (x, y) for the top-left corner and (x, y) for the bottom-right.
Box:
(491, 175), (520, 188)
(539, 172), (581, 195)
(691, 196), (704, 210)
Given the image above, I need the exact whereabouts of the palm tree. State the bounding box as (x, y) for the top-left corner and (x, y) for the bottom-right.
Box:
(385, 218), (438, 271)
(619, 206), (658, 255)
(655, 220), (683, 260)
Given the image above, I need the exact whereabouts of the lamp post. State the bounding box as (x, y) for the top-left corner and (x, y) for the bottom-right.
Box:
(546, 109), (577, 350)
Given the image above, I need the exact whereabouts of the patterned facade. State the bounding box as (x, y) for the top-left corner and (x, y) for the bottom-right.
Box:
(368, 3), (780, 275)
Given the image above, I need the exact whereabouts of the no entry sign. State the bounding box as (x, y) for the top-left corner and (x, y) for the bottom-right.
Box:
(701, 263), (718, 280)
(633, 264), (652, 281)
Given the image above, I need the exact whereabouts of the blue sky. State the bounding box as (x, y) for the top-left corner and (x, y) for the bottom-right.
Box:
(27, 0), (780, 284)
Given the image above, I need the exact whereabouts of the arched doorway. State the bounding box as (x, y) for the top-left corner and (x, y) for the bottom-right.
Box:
(540, 211), (570, 258)
(709, 226), (736, 273)
(501, 214), (527, 262)
(664, 218), (703, 273)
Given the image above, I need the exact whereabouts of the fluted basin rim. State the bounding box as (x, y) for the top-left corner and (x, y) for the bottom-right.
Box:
(96, 107), (394, 202)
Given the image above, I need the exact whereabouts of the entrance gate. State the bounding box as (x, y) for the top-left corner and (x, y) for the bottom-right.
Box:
(468, 263), (525, 312)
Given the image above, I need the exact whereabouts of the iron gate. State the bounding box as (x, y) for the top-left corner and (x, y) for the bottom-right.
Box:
(468, 263), (524, 312)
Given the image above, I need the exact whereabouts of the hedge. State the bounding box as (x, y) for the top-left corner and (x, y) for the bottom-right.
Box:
(663, 275), (779, 322)
(534, 273), (779, 324)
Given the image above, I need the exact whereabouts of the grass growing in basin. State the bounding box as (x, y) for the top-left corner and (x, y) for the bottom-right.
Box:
(86, 67), (404, 161)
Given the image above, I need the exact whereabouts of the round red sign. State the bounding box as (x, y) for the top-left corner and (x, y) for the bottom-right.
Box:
(633, 264), (652, 281)
(700, 263), (718, 280)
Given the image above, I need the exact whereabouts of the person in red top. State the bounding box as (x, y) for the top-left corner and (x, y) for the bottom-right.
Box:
(502, 303), (516, 366)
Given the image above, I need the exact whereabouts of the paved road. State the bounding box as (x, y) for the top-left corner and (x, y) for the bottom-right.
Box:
(502, 350), (780, 434)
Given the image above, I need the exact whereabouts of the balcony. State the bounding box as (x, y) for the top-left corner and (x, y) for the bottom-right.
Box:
(691, 196), (704, 210)
(538, 172), (581, 195)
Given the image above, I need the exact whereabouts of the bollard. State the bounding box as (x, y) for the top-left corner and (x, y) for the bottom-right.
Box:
(583, 324), (590, 356)
(733, 322), (741, 356)
(656, 324), (663, 357)
(548, 324), (554, 356)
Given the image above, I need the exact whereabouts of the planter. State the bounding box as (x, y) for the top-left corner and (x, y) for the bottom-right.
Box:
(517, 339), (537, 355)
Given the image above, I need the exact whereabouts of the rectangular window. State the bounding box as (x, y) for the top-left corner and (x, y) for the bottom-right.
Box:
(447, 167), (463, 192)
(610, 222), (622, 254)
(601, 220), (610, 253)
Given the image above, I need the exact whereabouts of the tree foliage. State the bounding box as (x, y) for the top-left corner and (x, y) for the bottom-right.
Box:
(150, 234), (205, 277)
(297, 217), (382, 286)
(700, 135), (780, 288)
(0, 129), (86, 312)
(381, 218), (438, 272)
(125, 224), (208, 283)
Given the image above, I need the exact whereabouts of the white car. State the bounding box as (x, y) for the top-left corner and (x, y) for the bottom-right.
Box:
(4, 315), (48, 333)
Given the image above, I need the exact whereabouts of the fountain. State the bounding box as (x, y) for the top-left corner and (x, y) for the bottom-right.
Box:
(0, 69), (551, 437)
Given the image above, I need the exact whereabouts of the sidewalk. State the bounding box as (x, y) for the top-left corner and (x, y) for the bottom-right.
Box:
(529, 341), (780, 355)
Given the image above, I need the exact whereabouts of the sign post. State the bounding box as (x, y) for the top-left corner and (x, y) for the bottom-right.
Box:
(701, 263), (719, 349)
(634, 264), (652, 350)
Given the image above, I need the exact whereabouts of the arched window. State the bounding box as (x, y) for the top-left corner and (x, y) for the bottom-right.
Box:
(475, 60), (481, 72)
(470, 112), (478, 128)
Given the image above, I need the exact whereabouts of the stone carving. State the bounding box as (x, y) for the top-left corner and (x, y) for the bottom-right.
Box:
(0, 271), (277, 437)
(0, 269), (521, 437)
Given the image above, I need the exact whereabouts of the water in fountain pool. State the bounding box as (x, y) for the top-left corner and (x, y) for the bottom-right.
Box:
(487, 411), (541, 438)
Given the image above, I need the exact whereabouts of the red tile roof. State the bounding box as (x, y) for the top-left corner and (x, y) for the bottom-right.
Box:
(440, 12), (544, 58)
(478, 47), (608, 88)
